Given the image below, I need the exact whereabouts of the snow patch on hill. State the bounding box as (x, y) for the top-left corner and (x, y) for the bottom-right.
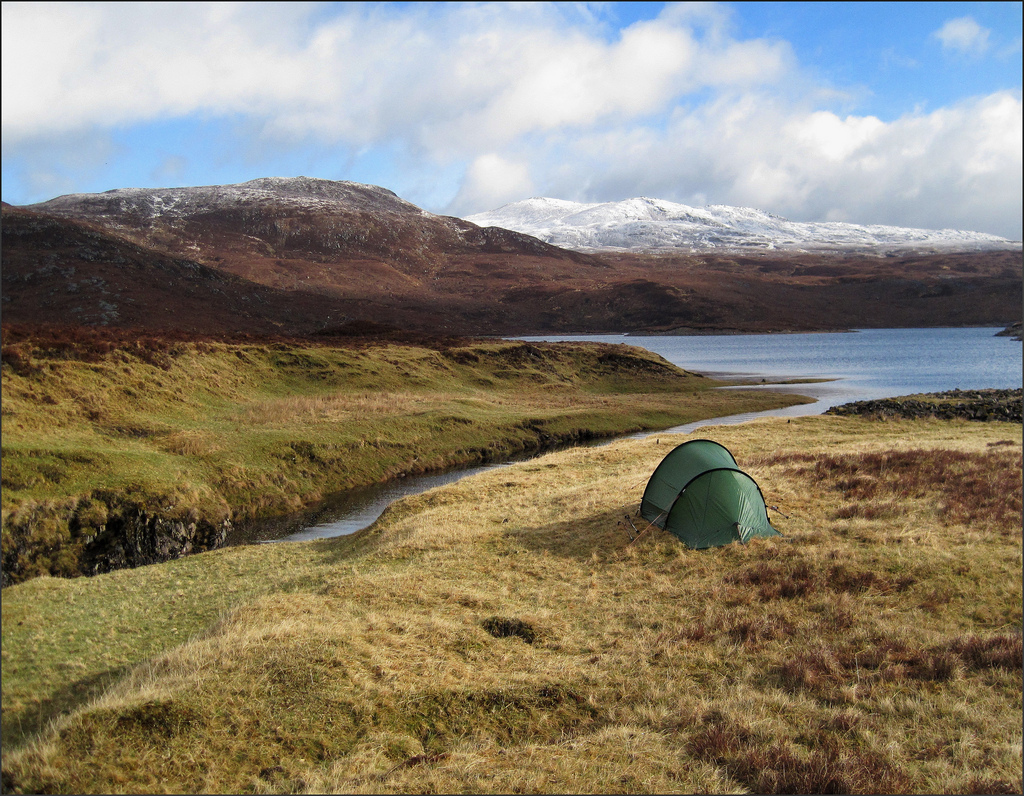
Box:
(466, 197), (1021, 254)
(29, 177), (432, 221)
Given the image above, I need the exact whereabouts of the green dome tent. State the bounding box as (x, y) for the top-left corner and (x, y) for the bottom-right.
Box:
(640, 439), (780, 549)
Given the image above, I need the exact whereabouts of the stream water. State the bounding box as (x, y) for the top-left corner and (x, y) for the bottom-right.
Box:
(232, 327), (1021, 545)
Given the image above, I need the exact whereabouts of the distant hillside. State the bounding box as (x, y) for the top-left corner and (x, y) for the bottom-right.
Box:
(0, 205), (379, 335)
(26, 177), (598, 296)
(466, 196), (1022, 255)
(4, 179), (1021, 336)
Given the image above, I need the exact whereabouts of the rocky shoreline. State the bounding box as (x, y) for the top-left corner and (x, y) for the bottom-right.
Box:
(825, 388), (1022, 423)
(996, 321), (1022, 341)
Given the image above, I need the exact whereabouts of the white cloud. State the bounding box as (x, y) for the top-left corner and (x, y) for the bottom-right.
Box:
(526, 91), (1022, 239)
(789, 111), (887, 163)
(933, 16), (991, 56)
(452, 153), (534, 213)
(1, 3), (1021, 239)
(1, 2), (793, 151)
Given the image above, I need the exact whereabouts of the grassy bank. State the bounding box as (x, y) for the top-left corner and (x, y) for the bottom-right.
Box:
(2, 415), (1020, 793)
(1, 332), (807, 584)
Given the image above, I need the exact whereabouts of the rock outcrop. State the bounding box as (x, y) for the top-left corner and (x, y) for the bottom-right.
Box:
(995, 321), (1022, 341)
(825, 388), (1022, 423)
(81, 510), (230, 576)
(1, 500), (230, 588)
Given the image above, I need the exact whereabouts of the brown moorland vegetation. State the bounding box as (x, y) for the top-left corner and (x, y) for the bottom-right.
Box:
(2, 415), (1020, 793)
(4, 199), (1020, 336)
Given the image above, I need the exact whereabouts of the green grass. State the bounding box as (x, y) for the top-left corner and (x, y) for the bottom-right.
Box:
(1, 336), (808, 584)
(2, 415), (1020, 793)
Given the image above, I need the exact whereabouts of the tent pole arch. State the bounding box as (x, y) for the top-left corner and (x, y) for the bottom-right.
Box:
(663, 467), (780, 549)
(640, 439), (739, 526)
(672, 467), (777, 518)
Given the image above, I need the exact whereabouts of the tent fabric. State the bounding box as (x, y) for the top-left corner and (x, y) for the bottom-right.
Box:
(663, 468), (779, 549)
(640, 440), (780, 549)
(640, 439), (739, 526)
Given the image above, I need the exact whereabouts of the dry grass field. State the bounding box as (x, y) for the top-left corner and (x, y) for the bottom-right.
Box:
(1, 332), (805, 584)
(2, 415), (1020, 794)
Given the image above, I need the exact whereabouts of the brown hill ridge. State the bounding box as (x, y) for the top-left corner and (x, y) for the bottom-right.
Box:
(25, 177), (600, 293)
(4, 178), (1021, 336)
(1, 205), (362, 335)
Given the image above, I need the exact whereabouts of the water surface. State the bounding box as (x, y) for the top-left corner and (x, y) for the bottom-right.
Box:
(525, 327), (1022, 431)
(251, 327), (1021, 543)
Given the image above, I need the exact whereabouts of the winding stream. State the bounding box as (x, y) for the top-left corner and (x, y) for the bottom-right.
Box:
(232, 327), (1021, 545)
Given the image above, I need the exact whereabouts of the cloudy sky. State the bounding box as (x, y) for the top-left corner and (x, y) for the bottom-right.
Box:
(2, 1), (1021, 238)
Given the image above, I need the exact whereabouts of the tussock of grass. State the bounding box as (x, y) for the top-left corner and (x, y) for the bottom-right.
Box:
(2, 416), (1021, 793)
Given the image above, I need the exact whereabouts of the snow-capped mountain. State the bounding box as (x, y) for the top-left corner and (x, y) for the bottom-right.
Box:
(7, 178), (1021, 336)
(466, 197), (1021, 254)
